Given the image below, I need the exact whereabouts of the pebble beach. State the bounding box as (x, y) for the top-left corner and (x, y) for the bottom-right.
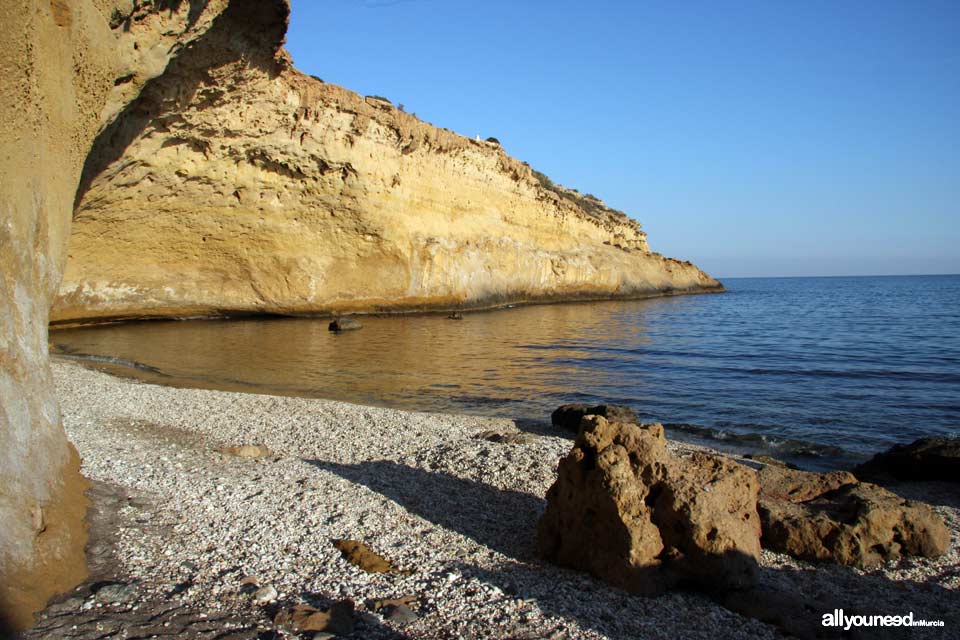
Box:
(24, 359), (960, 639)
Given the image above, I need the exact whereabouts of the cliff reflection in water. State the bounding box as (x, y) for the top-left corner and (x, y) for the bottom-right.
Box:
(50, 276), (960, 466)
(52, 298), (660, 417)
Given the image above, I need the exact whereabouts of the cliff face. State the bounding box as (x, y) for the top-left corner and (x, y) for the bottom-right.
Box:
(0, 0), (288, 629)
(53, 48), (720, 323)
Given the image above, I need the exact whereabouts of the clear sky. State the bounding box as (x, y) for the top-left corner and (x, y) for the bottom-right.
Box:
(287, 0), (959, 278)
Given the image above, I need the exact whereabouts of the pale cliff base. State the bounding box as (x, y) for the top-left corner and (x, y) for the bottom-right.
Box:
(26, 359), (959, 639)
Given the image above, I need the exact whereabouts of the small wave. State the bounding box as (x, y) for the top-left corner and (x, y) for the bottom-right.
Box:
(55, 352), (165, 375)
(664, 422), (848, 461)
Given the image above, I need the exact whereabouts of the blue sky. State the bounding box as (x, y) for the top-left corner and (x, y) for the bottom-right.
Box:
(287, 0), (959, 278)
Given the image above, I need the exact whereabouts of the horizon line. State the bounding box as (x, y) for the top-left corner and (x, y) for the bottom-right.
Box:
(717, 272), (960, 280)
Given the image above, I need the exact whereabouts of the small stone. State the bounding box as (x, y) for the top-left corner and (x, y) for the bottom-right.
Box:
(44, 596), (85, 615)
(385, 604), (419, 625)
(332, 539), (402, 573)
(472, 430), (534, 445)
(371, 595), (417, 612)
(220, 444), (271, 458)
(94, 582), (137, 604)
(251, 584), (278, 604)
(275, 600), (355, 634)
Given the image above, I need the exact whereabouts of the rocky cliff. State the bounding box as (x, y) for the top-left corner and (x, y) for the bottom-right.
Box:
(52, 32), (720, 323)
(0, 0), (288, 629)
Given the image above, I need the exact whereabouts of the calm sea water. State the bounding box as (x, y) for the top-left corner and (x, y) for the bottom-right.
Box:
(51, 275), (960, 469)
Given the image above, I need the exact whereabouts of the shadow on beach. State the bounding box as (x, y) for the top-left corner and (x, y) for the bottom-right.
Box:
(307, 459), (546, 561)
(312, 458), (960, 640)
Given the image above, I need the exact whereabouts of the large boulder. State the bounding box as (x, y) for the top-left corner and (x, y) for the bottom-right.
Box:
(854, 436), (960, 483)
(757, 465), (950, 568)
(550, 404), (638, 433)
(538, 416), (761, 595)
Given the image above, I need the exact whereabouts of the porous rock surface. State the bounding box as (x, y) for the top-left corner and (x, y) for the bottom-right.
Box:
(52, 31), (721, 323)
(0, 0), (288, 630)
(538, 416), (761, 594)
(757, 464), (950, 568)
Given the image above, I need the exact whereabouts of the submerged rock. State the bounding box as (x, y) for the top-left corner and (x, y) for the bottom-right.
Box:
(538, 416), (761, 595)
(854, 436), (960, 483)
(757, 465), (949, 568)
(550, 404), (638, 433)
(329, 317), (363, 332)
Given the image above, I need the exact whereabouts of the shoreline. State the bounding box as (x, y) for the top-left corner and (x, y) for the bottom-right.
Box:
(47, 351), (872, 472)
(48, 285), (726, 329)
(24, 360), (960, 638)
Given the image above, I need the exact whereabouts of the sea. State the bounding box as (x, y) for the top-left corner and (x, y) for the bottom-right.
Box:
(51, 275), (960, 470)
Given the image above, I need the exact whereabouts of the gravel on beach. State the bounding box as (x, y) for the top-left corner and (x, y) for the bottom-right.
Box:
(24, 359), (960, 639)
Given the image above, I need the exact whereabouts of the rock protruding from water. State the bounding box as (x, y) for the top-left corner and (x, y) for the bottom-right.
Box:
(550, 404), (638, 433)
(757, 465), (949, 568)
(329, 317), (363, 332)
(854, 436), (960, 483)
(538, 416), (761, 595)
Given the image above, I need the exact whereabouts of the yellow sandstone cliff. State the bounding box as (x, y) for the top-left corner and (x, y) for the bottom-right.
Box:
(0, 0), (289, 629)
(52, 39), (720, 323)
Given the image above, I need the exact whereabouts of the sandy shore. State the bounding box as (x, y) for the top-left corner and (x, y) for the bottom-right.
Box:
(24, 359), (960, 639)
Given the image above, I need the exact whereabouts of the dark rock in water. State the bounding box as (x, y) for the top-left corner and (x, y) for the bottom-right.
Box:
(447, 311), (463, 320)
(538, 416), (761, 595)
(550, 403), (637, 433)
(854, 436), (960, 483)
(757, 465), (949, 568)
(328, 317), (362, 332)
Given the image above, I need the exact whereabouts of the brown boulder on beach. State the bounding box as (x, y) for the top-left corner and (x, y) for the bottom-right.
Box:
(538, 416), (761, 594)
(757, 464), (950, 568)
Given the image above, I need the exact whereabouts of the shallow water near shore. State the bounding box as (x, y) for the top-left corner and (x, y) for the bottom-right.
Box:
(51, 275), (960, 469)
